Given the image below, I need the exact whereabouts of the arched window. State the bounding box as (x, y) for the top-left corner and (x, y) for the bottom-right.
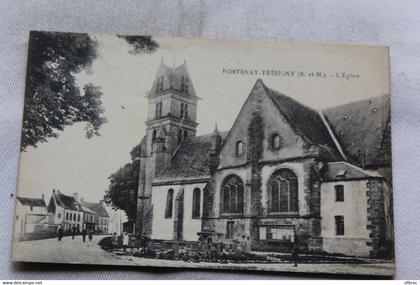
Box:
(152, 129), (157, 140)
(183, 130), (188, 139)
(165, 189), (174, 218)
(271, 134), (281, 150)
(78, 213), (80, 222)
(184, 104), (188, 118)
(236, 141), (244, 156)
(66, 212), (69, 220)
(177, 129), (183, 144)
(192, 188), (201, 219)
(221, 175), (244, 214)
(268, 169), (298, 212)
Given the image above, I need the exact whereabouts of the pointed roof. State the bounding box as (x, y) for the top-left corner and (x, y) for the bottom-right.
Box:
(322, 95), (391, 168)
(148, 61), (198, 98)
(155, 131), (228, 182)
(259, 80), (340, 155)
(53, 190), (78, 211)
(211, 122), (220, 137)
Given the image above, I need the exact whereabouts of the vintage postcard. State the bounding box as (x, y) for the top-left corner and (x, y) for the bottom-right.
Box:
(12, 31), (394, 276)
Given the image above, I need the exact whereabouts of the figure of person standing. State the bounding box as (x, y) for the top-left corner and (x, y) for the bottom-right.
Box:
(88, 229), (93, 242)
(292, 243), (299, 267)
(81, 228), (87, 243)
(245, 236), (252, 255)
(57, 226), (64, 241)
(122, 232), (130, 252)
(71, 226), (77, 240)
(111, 232), (118, 251)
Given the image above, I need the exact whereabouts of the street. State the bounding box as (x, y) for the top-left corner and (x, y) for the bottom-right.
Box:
(12, 235), (134, 266)
(12, 236), (395, 276)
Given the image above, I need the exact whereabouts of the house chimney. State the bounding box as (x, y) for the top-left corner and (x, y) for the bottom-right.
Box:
(73, 192), (79, 202)
(52, 189), (56, 194)
(80, 197), (84, 203)
(99, 200), (104, 206)
(42, 193), (45, 200)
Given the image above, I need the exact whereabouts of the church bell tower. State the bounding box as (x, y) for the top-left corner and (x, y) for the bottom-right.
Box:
(136, 59), (199, 235)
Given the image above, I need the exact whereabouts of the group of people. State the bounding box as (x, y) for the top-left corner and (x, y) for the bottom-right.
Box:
(57, 226), (94, 244)
(109, 232), (150, 254)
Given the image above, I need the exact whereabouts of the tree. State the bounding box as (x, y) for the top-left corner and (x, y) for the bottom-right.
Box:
(21, 31), (159, 151)
(21, 31), (104, 151)
(104, 143), (142, 220)
(119, 35), (159, 54)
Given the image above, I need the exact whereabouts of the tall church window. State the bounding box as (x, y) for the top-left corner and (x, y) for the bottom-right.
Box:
(183, 130), (188, 139)
(184, 104), (188, 118)
(271, 134), (281, 150)
(235, 141), (244, 156)
(177, 129), (183, 144)
(165, 189), (174, 218)
(268, 169), (298, 213)
(192, 188), (201, 219)
(157, 76), (164, 91)
(180, 103), (184, 118)
(221, 175), (244, 214)
(152, 129), (157, 140)
(155, 102), (162, 118)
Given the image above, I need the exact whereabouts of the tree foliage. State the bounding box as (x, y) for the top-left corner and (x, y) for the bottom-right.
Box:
(104, 143), (142, 220)
(119, 35), (159, 54)
(21, 31), (105, 151)
(21, 32), (159, 151)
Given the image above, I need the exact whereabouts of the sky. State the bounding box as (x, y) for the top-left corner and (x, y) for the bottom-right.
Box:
(17, 34), (389, 204)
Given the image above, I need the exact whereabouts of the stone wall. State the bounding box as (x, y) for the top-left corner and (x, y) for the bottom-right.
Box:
(366, 179), (389, 257)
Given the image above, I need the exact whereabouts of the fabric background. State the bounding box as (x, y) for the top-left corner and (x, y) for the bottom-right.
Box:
(0, 0), (419, 280)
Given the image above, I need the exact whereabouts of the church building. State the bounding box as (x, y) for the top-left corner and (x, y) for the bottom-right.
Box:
(135, 61), (393, 258)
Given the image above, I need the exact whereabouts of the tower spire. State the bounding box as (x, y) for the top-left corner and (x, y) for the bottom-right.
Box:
(212, 121), (220, 136)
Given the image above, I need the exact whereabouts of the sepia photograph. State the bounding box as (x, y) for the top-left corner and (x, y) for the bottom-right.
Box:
(12, 31), (394, 276)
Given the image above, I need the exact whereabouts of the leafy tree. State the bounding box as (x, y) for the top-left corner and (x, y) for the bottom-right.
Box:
(104, 143), (142, 220)
(21, 31), (104, 151)
(21, 31), (159, 151)
(119, 35), (159, 54)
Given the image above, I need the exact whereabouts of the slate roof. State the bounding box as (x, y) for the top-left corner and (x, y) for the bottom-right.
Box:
(80, 202), (109, 217)
(263, 82), (340, 156)
(322, 95), (391, 167)
(148, 62), (197, 98)
(155, 131), (228, 182)
(17, 197), (46, 208)
(53, 191), (78, 211)
(151, 80), (390, 183)
(321, 161), (381, 181)
(52, 191), (108, 216)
